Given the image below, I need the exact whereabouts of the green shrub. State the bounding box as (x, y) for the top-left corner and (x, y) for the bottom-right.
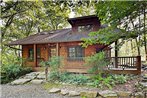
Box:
(85, 52), (109, 74)
(1, 64), (32, 84)
(49, 71), (60, 81)
(112, 74), (128, 84)
(47, 56), (63, 80)
(58, 72), (89, 85)
(90, 74), (115, 89)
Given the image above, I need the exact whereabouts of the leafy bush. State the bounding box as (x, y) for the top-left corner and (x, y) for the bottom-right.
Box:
(88, 74), (129, 89)
(47, 56), (63, 80)
(85, 52), (109, 74)
(56, 72), (89, 85)
(90, 74), (115, 89)
(1, 64), (32, 84)
(112, 74), (128, 84)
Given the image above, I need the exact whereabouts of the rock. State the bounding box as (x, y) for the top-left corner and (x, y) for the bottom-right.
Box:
(60, 89), (69, 95)
(139, 82), (147, 88)
(117, 91), (131, 97)
(37, 72), (46, 79)
(30, 79), (44, 84)
(23, 75), (36, 80)
(134, 92), (144, 98)
(49, 88), (61, 93)
(98, 90), (117, 98)
(142, 78), (147, 82)
(69, 91), (80, 97)
(11, 79), (31, 85)
(26, 72), (40, 76)
(80, 91), (98, 98)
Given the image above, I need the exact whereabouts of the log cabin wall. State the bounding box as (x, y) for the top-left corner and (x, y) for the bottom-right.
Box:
(22, 42), (110, 69)
(59, 42), (108, 69)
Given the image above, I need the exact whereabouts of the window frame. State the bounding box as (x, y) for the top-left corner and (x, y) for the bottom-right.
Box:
(78, 24), (93, 32)
(28, 48), (34, 61)
(67, 46), (84, 61)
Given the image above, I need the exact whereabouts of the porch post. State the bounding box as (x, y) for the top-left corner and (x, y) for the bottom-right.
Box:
(115, 41), (118, 68)
(34, 44), (37, 67)
(136, 56), (141, 74)
(56, 43), (59, 56)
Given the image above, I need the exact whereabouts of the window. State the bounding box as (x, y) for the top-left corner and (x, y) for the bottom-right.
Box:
(78, 24), (93, 32)
(68, 46), (84, 60)
(37, 48), (41, 58)
(50, 48), (56, 57)
(28, 48), (34, 60)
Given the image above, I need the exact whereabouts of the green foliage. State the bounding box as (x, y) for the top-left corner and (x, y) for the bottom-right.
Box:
(90, 74), (115, 89)
(59, 72), (89, 85)
(85, 52), (109, 73)
(82, 1), (147, 58)
(112, 74), (128, 84)
(47, 56), (63, 80)
(1, 64), (32, 84)
(89, 74), (128, 89)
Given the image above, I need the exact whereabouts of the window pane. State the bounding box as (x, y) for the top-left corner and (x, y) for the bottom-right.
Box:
(78, 24), (93, 32)
(37, 48), (41, 58)
(51, 48), (56, 57)
(69, 47), (75, 52)
(68, 46), (84, 60)
(69, 47), (76, 57)
(28, 48), (34, 60)
(76, 46), (84, 57)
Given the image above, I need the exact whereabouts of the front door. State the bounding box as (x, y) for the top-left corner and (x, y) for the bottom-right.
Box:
(37, 48), (42, 67)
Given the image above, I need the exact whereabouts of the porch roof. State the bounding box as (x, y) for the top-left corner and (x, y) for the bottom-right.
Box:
(8, 28), (91, 45)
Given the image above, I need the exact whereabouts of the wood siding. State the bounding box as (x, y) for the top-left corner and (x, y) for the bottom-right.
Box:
(22, 42), (109, 69)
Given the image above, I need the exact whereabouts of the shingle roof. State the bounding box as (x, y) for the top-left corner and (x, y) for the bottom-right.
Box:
(8, 28), (91, 45)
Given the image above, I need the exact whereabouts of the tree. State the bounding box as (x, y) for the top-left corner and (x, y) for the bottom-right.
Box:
(1, 1), (70, 64)
(83, 1), (147, 60)
(1, 0), (98, 66)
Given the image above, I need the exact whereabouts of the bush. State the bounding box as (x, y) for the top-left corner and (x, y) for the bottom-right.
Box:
(89, 74), (129, 89)
(112, 74), (128, 84)
(55, 72), (89, 85)
(48, 56), (63, 80)
(1, 64), (32, 84)
(85, 52), (109, 74)
(90, 74), (115, 89)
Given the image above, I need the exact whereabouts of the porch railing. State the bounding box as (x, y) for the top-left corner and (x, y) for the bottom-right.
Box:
(107, 56), (141, 71)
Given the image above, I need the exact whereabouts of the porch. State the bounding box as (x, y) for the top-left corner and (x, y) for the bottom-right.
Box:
(33, 56), (141, 75)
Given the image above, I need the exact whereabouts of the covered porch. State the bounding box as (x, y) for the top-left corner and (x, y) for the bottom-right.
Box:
(22, 43), (141, 75)
(23, 43), (59, 68)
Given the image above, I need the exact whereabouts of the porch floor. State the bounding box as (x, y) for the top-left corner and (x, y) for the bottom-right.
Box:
(32, 67), (140, 74)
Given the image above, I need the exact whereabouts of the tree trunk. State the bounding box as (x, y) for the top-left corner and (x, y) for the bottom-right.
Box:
(143, 6), (147, 60)
(135, 38), (140, 56)
(45, 66), (48, 81)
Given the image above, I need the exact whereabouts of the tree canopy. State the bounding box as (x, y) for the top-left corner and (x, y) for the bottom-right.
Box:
(1, 0), (95, 64)
(82, 1), (147, 59)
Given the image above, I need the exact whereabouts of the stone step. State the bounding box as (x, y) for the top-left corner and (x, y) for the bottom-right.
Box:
(30, 79), (44, 84)
(141, 79), (147, 82)
(142, 76), (147, 79)
(11, 79), (31, 85)
(139, 82), (147, 88)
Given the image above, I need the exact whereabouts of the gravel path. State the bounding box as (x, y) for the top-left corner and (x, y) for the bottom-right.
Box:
(1, 84), (80, 98)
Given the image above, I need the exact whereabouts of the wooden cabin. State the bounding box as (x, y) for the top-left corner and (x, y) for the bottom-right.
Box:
(9, 15), (141, 74)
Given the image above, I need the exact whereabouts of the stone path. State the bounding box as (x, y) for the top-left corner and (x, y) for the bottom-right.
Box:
(6, 72), (146, 98)
(11, 72), (45, 85)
